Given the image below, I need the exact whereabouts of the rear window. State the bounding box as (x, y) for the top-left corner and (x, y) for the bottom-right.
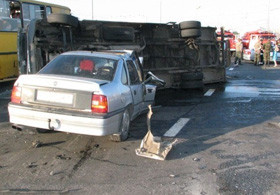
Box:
(39, 55), (118, 81)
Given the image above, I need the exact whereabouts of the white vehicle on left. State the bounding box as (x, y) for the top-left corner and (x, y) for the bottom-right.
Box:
(8, 50), (164, 141)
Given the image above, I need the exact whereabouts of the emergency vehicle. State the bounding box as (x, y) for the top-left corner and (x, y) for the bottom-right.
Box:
(242, 30), (277, 61)
(217, 30), (236, 56)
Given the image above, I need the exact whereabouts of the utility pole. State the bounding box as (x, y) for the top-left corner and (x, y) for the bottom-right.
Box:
(92, 0), (94, 20)
(160, 0), (162, 23)
(267, 0), (270, 30)
(221, 27), (225, 66)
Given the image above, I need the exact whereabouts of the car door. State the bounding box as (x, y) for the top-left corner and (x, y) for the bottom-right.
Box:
(126, 60), (144, 119)
(142, 84), (157, 111)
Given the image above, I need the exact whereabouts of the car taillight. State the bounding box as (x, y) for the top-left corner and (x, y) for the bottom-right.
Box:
(11, 86), (21, 104)
(91, 94), (108, 113)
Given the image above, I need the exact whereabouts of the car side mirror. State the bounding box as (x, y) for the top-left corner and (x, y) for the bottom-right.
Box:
(144, 71), (166, 86)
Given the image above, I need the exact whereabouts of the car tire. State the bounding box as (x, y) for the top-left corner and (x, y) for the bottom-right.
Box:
(180, 29), (201, 38)
(109, 109), (130, 142)
(179, 21), (201, 30)
(47, 13), (79, 28)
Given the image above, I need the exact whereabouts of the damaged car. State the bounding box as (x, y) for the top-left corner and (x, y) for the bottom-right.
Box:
(8, 50), (164, 141)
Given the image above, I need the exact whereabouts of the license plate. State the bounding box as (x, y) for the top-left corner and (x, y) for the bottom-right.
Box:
(37, 90), (73, 105)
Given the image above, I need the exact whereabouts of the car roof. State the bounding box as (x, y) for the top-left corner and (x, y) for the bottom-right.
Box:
(61, 50), (133, 60)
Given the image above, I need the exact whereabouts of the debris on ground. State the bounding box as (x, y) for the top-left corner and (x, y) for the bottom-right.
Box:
(169, 174), (177, 178)
(268, 122), (280, 129)
(56, 154), (71, 160)
(26, 162), (37, 168)
(32, 140), (42, 148)
(135, 105), (176, 160)
(94, 144), (99, 148)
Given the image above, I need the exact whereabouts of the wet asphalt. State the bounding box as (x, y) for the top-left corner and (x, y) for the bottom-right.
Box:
(1, 62), (280, 194)
(151, 62), (280, 194)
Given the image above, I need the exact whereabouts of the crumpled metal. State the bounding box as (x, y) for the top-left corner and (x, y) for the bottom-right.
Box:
(135, 105), (176, 160)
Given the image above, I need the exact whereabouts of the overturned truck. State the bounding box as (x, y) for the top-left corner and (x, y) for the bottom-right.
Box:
(18, 14), (229, 88)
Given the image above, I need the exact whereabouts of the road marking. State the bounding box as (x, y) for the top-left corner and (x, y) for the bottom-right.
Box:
(204, 89), (215, 96)
(227, 99), (252, 103)
(164, 118), (190, 137)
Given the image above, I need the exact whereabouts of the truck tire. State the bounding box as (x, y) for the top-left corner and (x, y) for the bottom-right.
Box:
(180, 29), (201, 38)
(103, 26), (135, 41)
(179, 21), (201, 30)
(181, 72), (203, 81)
(109, 109), (130, 142)
(181, 80), (204, 89)
(47, 13), (79, 28)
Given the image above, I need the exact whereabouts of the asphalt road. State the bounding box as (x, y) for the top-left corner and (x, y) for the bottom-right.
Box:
(1, 62), (280, 194)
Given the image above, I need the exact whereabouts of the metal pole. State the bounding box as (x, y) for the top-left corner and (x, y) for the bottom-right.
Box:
(92, 0), (94, 20)
(160, 0), (162, 23)
(267, 0), (270, 30)
(221, 27), (225, 66)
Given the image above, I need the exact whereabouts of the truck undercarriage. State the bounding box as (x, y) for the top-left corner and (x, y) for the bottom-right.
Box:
(18, 14), (230, 88)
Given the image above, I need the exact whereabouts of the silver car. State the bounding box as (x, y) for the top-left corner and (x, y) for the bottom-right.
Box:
(8, 50), (164, 141)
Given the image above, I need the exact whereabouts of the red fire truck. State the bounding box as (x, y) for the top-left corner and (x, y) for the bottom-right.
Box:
(242, 30), (276, 61)
(217, 30), (236, 56)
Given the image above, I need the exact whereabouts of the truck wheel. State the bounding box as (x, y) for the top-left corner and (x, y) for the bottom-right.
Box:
(47, 13), (79, 28)
(181, 72), (203, 81)
(180, 29), (201, 38)
(109, 109), (130, 142)
(181, 80), (204, 89)
(179, 21), (201, 30)
(103, 26), (135, 41)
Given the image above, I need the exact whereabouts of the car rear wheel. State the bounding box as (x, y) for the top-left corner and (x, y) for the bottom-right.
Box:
(109, 109), (130, 142)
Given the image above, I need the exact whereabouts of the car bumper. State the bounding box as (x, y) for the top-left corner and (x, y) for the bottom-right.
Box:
(8, 104), (122, 136)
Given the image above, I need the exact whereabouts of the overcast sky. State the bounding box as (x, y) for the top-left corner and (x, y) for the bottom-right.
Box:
(39, 0), (280, 35)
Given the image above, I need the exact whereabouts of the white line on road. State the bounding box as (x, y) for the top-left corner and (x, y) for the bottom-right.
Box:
(164, 118), (190, 137)
(204, 89), (215, 96)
